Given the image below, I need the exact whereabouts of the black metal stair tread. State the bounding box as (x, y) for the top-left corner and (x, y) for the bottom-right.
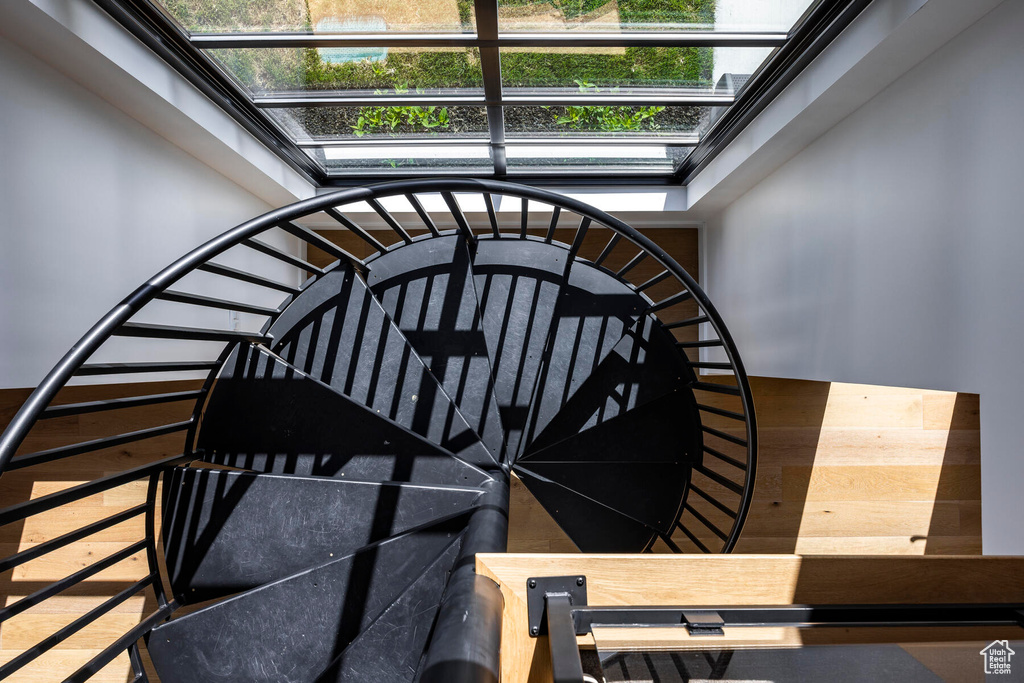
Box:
(367, 235), (507, 461)
(198, 344), (491, 486)
(519, 389), (700, 466)
(513, 385), (700, 549)
(314, 534), (464, 683)
(268, 263), (498, 469)
(162, 466), (483, 603)
(521, 315), (691, 458)
(470, 239), (568, 457)
(513, 467), (656, 552)
(514, 256), (649, 461)
(149, 517), (468, 683)
(513, 460), (687, 535)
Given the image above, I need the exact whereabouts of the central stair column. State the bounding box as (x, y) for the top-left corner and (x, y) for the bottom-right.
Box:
(420, 474), (509, 683)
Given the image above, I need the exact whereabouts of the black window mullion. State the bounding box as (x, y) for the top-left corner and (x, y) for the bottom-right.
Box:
(474, 0), (505, 175)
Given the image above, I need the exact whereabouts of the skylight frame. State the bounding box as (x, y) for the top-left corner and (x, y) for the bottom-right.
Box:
(92, 0), (870, 186)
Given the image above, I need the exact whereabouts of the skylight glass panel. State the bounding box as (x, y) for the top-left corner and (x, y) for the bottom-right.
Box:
(123, 0), (856, 180)
(308, 144), (493, 173)
(497, 0), (815, 33)
(499, 46), (772, 97)
(501, 46), (715, 94)
(268, 106), (490, 142)
(505, 143), (692, 173)
(504, 105), (704, 139)
(157, 0), (475, 33)
(204, 47), (484, 97)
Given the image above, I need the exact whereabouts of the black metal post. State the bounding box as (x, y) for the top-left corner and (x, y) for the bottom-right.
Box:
(546, 594), (585, 683)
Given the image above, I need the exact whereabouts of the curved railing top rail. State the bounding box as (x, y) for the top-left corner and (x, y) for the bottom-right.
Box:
(0, 178), (756, 550)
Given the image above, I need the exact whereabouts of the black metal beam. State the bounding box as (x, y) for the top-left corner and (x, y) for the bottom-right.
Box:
(156, 290), (281, 316)
(75, 360), (220, 376)
(665, 315), (710, 328)
(703, 444), (748, 470)
(419, 478), (508, 683)
(196, 261), (301, 294)
(242, 237), (326, 274)
(298, 136), (699, 147)
(256, 94), (486, 108)
(114, 321), (271, 344)
(323, 207), (388, 253)
(254, 93), (732, 108)
(635, 269), (671, 291)
(696, 403), (747, 421)
(441, 192), (478, 245)
(693, 463), (744, 494)
(190, 31), (788, 49)
(571, 603), (1024, 635)
(366, 198), (413, 244)
(701, 425), (748, 448)
(278, 221), (367, 272)
(40, 389), (204, 419)
(690, 381), (742, 396)
(405, 193), (442, 237)
(688, 483), (739, 519)
(320, 174), (681, 188)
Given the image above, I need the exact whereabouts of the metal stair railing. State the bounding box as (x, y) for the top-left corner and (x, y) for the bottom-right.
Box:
(0, 178), (756, 681)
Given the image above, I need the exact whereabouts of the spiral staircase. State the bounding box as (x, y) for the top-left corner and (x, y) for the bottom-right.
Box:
(0, 180), (756, 682)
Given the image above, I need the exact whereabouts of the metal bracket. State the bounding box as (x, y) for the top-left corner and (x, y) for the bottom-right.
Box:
(526, 575), (587, 637)
(683, 610), (725, 636)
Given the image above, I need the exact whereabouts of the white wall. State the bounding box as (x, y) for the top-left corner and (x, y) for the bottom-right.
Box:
(704, 0), (1024, 553)
(0, 36), (297, 389)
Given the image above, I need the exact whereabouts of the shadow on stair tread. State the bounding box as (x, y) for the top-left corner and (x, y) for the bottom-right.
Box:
(163, 465), (483, 603)
(367, 235), (507, 462)
(198, 343), (492, 485)
(150, 516), (469, 683)
(268, 263), (498, 468)
(513, 386), (701, 535)
(518, 389), (701, 466)
(314, 535), (464, 683)
(514, 257), (650, 461)
(512, 466), (656, 553)
(514, 458), (688, 535)
(470, 239), (568, 458)
(520, 315), (693, 459)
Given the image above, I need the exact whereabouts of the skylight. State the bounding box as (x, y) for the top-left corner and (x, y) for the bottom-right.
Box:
(98, 0), (868, 184)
